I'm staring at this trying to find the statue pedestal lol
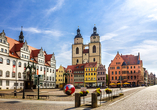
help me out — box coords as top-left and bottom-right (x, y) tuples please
(24, 81), (34, 92)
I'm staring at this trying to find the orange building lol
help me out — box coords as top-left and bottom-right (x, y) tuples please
(108, 52), (144, 87)
(66, 65), (75, 84)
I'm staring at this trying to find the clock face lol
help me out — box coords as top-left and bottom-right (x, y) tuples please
(93, 36), (96, 39)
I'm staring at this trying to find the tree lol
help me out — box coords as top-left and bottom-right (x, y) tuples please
(106, 74), (108, 86)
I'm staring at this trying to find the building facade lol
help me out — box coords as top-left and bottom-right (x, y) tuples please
(108, 52), (144, 87)
(66, 65), (75, 85)
(97, 64), (106, 87)
(0, 30), (56, 90)
(84, 62), (97, 87)
(72, 26), (101, 67)
(148, 72), (155, 85)
(55, 65), (66, 87)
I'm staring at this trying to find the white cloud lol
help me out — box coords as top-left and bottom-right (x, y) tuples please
(148, 14), (157, 20)
(45, 0), (64, 16)
(101, 33), (118, 42)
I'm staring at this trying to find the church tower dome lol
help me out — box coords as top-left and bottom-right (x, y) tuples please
(74, 27), (83, 44)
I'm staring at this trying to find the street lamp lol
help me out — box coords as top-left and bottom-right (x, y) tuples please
(22, 72), (26, 99)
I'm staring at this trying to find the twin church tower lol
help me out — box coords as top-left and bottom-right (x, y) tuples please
(72, 26), (101, 67)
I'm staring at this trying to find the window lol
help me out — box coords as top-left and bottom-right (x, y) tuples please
(88, 73), (90, 75)
(93, 45), (96, 53)
(0, 70), (2, 76)
(3, 40), (6, 44)
(94, 77), (95, 80)
(86, 73), (87, 76)
(134, 76), (136, 79)
(88, 78), (90, 80)
(86, 69), (87, 71)
(91, 73), (93, 75)
(134, 71), (135, 73)
(53, 69), (54, 73)
(103, 72), (105, 74)
(76, 47), (79, 54)
(91, 78), (93, 80)
(112, 71), (114, 75)
(12, 72), (15, 78)
(6, 80), (9, 86)
(131, 71), (132, 73)
(131, 76), (133, 79)
(1, 48), (3, 52)
(5, 49), (7, 53)
(115, 76), (117, 80)
(131, 66), (132, 69)
(18, 62), (21, 67)
(115, 71), (117, 74)
(0, 39), (2, 43)
(6, 71), (10, 77)
(24, 63), (26, 68)
(50, 69), (51, 73)
(112, 77), (113, 80)
(18, 72), (21, 78)
(7, 59), (10, 65)
(77, 59), (79, 63)
(50, 77), (51, 81)
(22, 54), (23, 58)
(13, 60), (16, 66)
(119, 71), (120, 74)
(0, 80), (2, 86)
(117, 66), (120, 69)
(0, 58), (3, 64)
(47, 68), (49, 72)
(94, 73), (96, 75)
(134, 66), (135, 68)
(52, 77), (54, 81)
(128, 76), (129, 79)
(93, 58), (95, 62)
(40, 67), (42, 71)
(47, 76), (48, 80)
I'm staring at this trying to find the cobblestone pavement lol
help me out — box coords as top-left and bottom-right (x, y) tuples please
(0, 87), (147, 110)
(96, 85), (157, 110)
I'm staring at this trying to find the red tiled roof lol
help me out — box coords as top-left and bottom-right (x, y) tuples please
(66, 65), (75, 73)
(45, 54), (53, 62)
(5, 35), (53, 66)
(121, 55), (138, 65)
(83, 49), (89, 53)
(85, 62), (97, 68)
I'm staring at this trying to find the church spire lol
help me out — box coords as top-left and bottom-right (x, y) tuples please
(75, 26), (82, 38)
(91, 24), (99, 36)
(19, 26), (24, 43)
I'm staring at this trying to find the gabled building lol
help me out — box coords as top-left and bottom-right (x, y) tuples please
(148, 72), (155, 85)
(0, 30), (56, 90)
(108, 52), (144, 87)
(66, 65), (75, 85)
(55, 65), (66, 87)
(97, 64), (106, 87)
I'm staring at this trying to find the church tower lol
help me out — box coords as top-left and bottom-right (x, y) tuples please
(89, 25), (101, 67)
(72, 25), (101, 67)
(72, 27), (83, 65)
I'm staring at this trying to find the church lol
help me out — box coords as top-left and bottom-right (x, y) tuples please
(72, 26), (101, 67)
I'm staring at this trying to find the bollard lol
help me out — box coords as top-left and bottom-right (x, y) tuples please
(14, 90), (16, 96)
(75, 93), (80, 107)
(91, 93), (97, 108)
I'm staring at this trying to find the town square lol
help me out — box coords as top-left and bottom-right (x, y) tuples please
(0, 0), (157, 110)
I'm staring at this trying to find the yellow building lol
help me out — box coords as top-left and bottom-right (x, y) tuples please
(72, 26), (101, 67)
(84, 62), (97, 87)
(55, 65), (66, 88)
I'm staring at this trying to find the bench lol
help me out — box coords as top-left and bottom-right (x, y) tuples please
(26, 95), (36, 98)
(39, 95), (49, 99)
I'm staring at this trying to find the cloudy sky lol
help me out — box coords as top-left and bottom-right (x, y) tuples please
(0, 0), (157, 75)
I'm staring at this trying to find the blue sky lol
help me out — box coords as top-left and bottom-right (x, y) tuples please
(0, 0), (157, 75)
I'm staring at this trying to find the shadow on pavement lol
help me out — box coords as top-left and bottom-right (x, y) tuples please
(4, 101), (21, 104)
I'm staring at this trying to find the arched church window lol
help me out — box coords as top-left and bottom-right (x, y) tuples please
(93, 58), (95, 62)
(93, 45), (96, 53)
(76, 47), (79, 54)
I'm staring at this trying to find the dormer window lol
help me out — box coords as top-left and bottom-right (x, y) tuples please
(5, 49), (7, 53)
(0, 39), (2, 43)
(12, 52), (14, 55)
(3, 40), (6, 44)
(31, 58), (34, 61)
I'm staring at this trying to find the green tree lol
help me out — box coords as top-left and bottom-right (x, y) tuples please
(106, 74), (108, 86)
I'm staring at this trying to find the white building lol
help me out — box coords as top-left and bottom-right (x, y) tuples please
(0, 30), (56, 90)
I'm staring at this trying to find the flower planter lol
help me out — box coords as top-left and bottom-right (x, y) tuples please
(80, 93), (87, 96)
(106, 91), (112, 94)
